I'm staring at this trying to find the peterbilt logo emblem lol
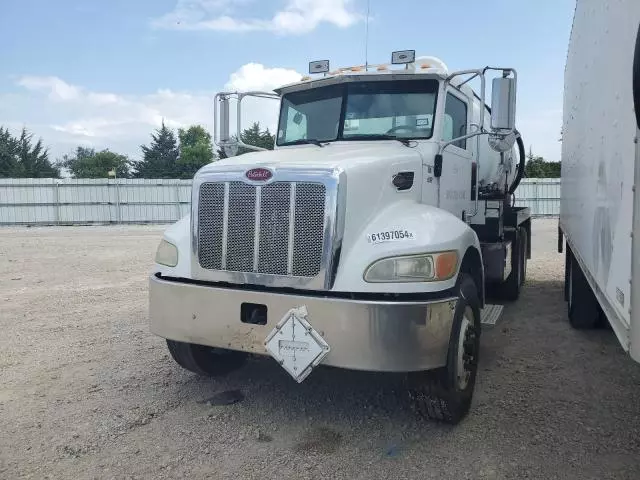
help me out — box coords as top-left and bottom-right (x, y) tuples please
(245, 168), (272, 182)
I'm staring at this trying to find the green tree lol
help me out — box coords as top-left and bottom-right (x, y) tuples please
(61, 147), (131, 178)
(135, 121), (179, 178)
(16, 129), (59, 177)
(0, 127), (59, 178)
(0, 127), (19, 177)
(177, 125), (214, 178)
(524, 147), (561, 178)
(216, 122), (275, 159)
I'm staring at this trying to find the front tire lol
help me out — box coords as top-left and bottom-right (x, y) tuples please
(166, 340), (248, 376)
(407, 273), (481, 424)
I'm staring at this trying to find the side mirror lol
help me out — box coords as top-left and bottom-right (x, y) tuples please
(489, 76), (517, 152)
(214, 93), (239, 156)
(490, 77), (516, 131)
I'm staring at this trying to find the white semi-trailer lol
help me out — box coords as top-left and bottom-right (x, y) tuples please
(560, 0), (640, 364)
(149, 53), (531, 424)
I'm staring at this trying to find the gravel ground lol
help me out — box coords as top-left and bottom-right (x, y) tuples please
(1, 219), (640, 480)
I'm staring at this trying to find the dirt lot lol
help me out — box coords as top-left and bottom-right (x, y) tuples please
(1, 219), (640, 480)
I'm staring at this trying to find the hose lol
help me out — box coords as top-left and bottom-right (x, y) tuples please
(508, 131), (526, 195)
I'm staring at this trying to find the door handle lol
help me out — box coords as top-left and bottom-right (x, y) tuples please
(434, 154), (443, 178)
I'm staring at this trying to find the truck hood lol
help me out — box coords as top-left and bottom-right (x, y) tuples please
(196, 141), (422, 174)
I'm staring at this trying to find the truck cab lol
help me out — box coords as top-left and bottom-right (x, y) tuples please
(150, 52), (530, 424)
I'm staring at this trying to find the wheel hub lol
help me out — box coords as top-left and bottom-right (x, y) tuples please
(456, 307), (477, 390)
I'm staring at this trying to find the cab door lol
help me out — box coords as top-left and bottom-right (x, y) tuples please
(438, 90), (472, 219)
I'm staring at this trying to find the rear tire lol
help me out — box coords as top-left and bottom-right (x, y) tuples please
(520, 229), (528, 287)
(567, 249), (599, 329)
(407, 273), (481, 424)
(502, 227), (525, 301)
(166, 340), (248, 376)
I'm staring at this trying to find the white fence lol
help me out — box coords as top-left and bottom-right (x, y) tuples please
(513, 178), (561, 217)
(0, 178), (561, 226)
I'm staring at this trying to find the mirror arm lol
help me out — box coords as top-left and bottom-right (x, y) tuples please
(235, 95), (267, 152)
(214, 91), (280, 156)
(445, 69), (485, 131)
(456, 72), (479, 89)
(235, 91), (281, 152)
(437, 128), (485, 156)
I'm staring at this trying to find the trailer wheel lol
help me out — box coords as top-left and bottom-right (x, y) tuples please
(567, 250), (599, 329)
(502, 228), (525, 301)
(166, 340), (247, 376)
(407, 273), (481, 424)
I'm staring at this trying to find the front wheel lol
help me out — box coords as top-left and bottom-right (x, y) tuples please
(407, 273), (481, 424)
(166, 340), (248, 377)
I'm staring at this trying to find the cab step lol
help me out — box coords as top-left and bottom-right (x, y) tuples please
(480, 304), (504, 325)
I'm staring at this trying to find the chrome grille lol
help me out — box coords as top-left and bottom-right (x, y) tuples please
(197, 183), (224, 269)
(226, 182), (256, 272)
(197, 181), (327, 278)
(258, 183), (291, 275)
(293, 183), (326, 277)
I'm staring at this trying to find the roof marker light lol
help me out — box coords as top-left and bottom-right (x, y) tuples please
(309, 60), (330, 74)
(391, 50), (416, 64)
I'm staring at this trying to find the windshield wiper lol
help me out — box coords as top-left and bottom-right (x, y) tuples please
(280, 138), (325, 147)
(343, 134), (412, 147)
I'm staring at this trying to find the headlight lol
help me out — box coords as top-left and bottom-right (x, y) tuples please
(364, 251), (458, 283)
(155, 240), (178, 267)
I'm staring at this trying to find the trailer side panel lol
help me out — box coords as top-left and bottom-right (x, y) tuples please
(561, 0), (640, 349)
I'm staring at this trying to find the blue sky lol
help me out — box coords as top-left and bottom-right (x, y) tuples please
(0, 0), (575, 162)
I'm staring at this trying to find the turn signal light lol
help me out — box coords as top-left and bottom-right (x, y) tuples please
(436, 251), (458, 280)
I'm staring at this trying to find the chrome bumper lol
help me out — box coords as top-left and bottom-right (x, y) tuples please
(149, 275), (457, 372)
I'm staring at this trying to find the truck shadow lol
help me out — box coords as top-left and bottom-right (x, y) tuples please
(192, 358), (452, 457)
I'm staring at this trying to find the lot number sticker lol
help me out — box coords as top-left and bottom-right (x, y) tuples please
(367, 229), (416, 244)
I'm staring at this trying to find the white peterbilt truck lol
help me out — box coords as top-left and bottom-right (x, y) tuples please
(559, 0), (640, 364)
(149, 52), (531, 424)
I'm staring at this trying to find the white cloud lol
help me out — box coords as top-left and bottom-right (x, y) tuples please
(86, 92), (124, 106)
(152, 0), (361, 35)
(0, 64), (301, 161)
(225, 62), (301, 91)
(17, 76), (82, 102)
(17, 76), (127, 106)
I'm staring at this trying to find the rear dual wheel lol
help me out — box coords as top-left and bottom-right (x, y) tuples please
(503, 227), (528, 301)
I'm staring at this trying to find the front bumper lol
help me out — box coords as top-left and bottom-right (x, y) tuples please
(149, 274), (457, 372)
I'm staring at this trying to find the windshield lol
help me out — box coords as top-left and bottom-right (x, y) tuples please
(276, 80), (439, 146)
